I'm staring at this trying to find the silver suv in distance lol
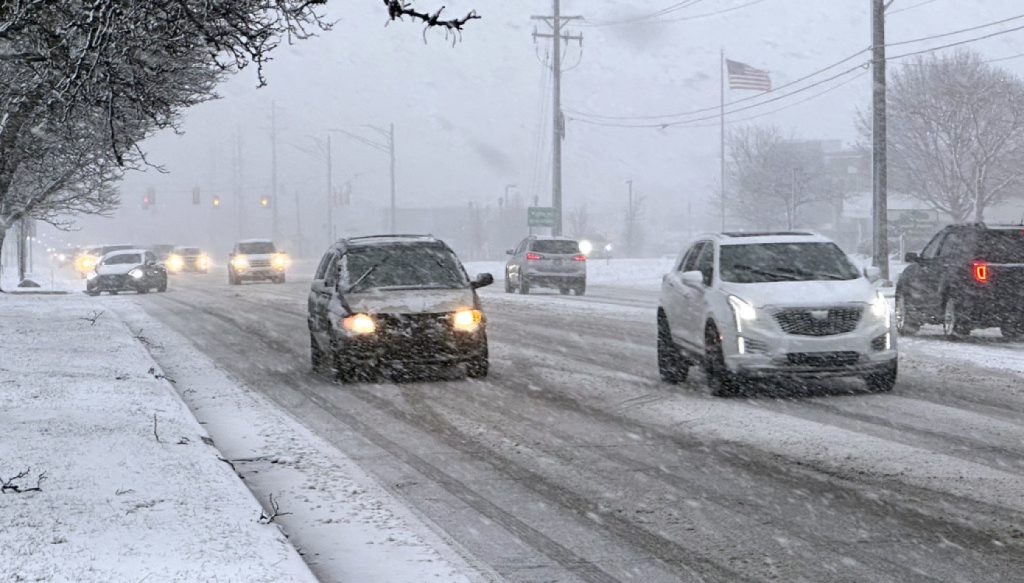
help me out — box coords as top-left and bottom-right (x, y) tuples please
(308, 235), (494, 382)
(505, 236), (587, 295)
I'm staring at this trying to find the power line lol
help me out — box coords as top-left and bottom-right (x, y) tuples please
(888, 0), (942, 16)
(580, 0), (705, 27)
(888, 22), (1024, 60)
(579, 0), (764, 27)
(887, 12), (1024, 47)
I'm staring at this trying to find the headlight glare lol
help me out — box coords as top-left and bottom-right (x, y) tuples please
(342, 313), (376, 335)
(166, 254), (184, 272)
(727, 295), (757, 333)
(579, 239), (593, 256)
(452, 308), (483, 332)
(231, 256), (249, 270)
(129, 268), (145, 279)
(271, 253), (289, 269)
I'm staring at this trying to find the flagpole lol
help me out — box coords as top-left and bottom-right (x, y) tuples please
(720, 47), (726, 232)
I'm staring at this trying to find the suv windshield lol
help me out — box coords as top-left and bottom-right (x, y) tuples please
(177, 247), (201, 255)
(103, 254), (142, 266)
(344, 245), (469, 291)
(532, 240), (580, 255)
(977, 230), (1024, 263)
(720, 242), (860, 283)
(239, 242), (276, 254)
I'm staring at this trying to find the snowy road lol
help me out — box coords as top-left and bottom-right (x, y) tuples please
(116, 272), (1024, 582)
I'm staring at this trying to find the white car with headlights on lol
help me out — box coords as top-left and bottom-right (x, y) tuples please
(86, 249), (168, 295)
(228, 239), (289, 284)
(308, 235), (494, 382)
(656, 232), (897, 396)
(166, 246), (211, 274)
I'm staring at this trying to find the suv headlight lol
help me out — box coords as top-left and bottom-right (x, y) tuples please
(452, 308), (483, 332)
(870, 291), (890, 326)
(271, 253), (289, 269)
(231, 256), (249, 270)
(727, 295), (757, 333)
(342, 313), (376, 335)
(129, 268), (145, 279)
(166, 254), (184, 272)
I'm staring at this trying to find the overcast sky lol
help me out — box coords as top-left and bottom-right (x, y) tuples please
(75, 0), (1024, 248)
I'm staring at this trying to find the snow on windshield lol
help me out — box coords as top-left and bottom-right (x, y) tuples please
(344, 245), (468, 291)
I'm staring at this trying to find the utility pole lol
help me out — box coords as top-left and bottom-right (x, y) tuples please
(326, 134), (333, 244)
(270, 101), (279, 242)
(389, 123), (396, 233)
(532, 0), (582, 237)
(871, 0), (890, 282)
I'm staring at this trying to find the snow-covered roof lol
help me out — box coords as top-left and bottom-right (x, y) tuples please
(531, 235), (578, 241)
(716, 232), (832, 246)
(103, 249), (149, 258)
(238, 238), (274, 244)
(346, 235), (439, 247)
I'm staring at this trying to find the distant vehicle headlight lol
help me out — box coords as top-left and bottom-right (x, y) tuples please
(271, 253), (289, 269)
(231, 256), (249, 270)
(129, 268), (145, 279)
(870, 291), (890, 326)
(77, 255), (97, 272)
(579, 239), (594, 256)
(604, 243), (613, 253)
(342, 313), (376, 335)
(57, 253), (67, 262)
(452, 308), (483, 332)
(197, 255), (210, 269)
(166, 254), (184, 272)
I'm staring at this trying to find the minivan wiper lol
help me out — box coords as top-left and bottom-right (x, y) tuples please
(346, 256), (391, 293)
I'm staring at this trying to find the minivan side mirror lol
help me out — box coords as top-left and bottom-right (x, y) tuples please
(863, 266), (881, 282)
(472, 273), (495, 289)
(904, 252), (920, 263)
(680, 270), (704, 287)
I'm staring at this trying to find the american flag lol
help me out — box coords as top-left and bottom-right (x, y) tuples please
(726, 59), (772, 92)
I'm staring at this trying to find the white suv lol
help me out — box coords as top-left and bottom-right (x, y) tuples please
(657, 232), (897, 396)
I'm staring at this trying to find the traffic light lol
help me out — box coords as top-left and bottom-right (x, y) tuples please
(142, 194), (152, 209)
(212, 195), (221, 208)
(259, 195), (271, 209)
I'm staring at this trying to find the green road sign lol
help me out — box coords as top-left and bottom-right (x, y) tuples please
(528, 206), (556, 228)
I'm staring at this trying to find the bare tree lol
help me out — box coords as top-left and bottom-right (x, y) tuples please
(885, 51), (1024, 222)
(727, 125), (840, 230)
(0, 1), (479, 289)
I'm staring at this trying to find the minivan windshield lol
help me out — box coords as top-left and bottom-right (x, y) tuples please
(720, 242), (860, 283)
(344, 245), (469, 291)
(102, 254), (142, 266)
(238, 241), (276, 254)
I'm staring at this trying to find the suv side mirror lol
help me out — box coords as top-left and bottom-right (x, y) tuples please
(904, 252), (920, 263)
(505, 249), (514, 255)
(681, 270), (704, 286)
(472, 273), (495, 289)
(863, 266), (881, 282)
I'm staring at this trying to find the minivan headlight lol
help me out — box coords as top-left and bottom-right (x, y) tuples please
(342, 313), (376, 335)
(871, 291), (890, 326)
(727, 295), (757, 333)
(452, 308), (483, 332)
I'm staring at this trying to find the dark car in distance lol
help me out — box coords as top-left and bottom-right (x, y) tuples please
(896, 223), (1024, 339)
(308, 235), (493, 382)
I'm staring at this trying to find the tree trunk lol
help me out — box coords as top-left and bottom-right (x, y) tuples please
(0, 225), (7, 292)
(18, 220), (26, 282)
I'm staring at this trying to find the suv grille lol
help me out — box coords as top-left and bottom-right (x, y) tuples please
(773, 307), (862, 336)
(786, 352), (860, 367)
(249, 259), (271, 268)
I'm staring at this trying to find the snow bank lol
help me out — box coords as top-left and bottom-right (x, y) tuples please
(0, 294), (315, 582)
(464, 257), (674, 290)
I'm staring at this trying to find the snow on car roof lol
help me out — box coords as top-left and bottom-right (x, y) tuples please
(345, 235), (440, 247)
(103, 248), (149, 257)
(715, 232), (832, 246)
(238, 238), (274, 244)
(530, 235), (578, 241)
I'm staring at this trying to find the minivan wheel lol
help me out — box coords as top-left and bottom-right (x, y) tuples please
(865, 360), (898, 392)
(310, 334), (325, 373)
(942, 297), (970, 338)
(657, 312), (689, 383)
(704, 324), (742, 397)
(895, 293), (919, 336)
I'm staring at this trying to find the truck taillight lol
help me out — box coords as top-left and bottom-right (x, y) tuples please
(972, 260), (989, 283)
(526, 252), (541, 261)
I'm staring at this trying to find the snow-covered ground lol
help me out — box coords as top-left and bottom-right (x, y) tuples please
(0, 293), (315, 582)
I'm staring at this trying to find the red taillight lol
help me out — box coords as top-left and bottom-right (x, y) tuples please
(574, 254), (587, 262)
(526, 252), (541, 261)
(972, 260), (989, 283)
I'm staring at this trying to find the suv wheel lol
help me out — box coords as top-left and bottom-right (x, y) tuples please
(519, 277), (531, 295)
(504, 272), (514, 294)
(157, 277), (167, 293)
(942, 297), (970, 338)
(228, 270), (239, 285)
(865, 360), (898, 392)
(574, 283), (586, 296)
(895, 293), (919, 336)
(704, 323), (743, 397)
(657, 311), (689, 383)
